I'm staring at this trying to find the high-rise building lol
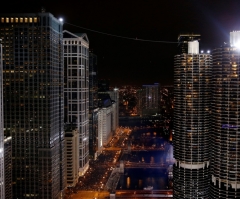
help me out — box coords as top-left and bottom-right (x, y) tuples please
(98, 106), (113, 146)
(89, 51), (98, 158)
(136, 88), (143, 116)
(0, 12), (65, 198)
(4, 136), (11, 199)
(173, 41), (211, 198)
(89, 51), (98, 110)
(141, 83), (160, 116)
(89, 108), (99, 159)
(99, 89), (119, 130)
(210, 31), (240, 198)
(64, 127), (79, 187)
(177, 33), (201, 54)
(109, 88), (119, 129)
(63, 30), (89, 176)
(0, 39), (4, 199)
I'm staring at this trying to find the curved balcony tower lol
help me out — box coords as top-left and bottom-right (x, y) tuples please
(173, 41), (211, 198)
(210, 31), (240, 198)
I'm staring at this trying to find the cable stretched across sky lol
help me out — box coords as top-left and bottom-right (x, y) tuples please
(65, 22), (179, 44)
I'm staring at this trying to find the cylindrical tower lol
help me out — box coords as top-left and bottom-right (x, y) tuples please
(210, 43), (240, 198)
(173, 42), (211, 198)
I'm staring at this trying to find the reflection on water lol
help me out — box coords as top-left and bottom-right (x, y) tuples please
(150, 156), (154, 163)
(127, 177), (130, 189)
(138, 179), (143, 188)
(117, 127), (173, 191)
(117, 168), (169, 190)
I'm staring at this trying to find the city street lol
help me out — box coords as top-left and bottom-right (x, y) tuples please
(65, 127), (131, 199)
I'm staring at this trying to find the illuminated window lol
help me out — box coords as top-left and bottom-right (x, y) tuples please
(1, 18), (4, 23)
(34, 17), (37, 23)
(6, 18), (9, 23)
(11, 18), (14, 23)
(29, 18), (33, 23)
(20, 18), (23, 23)
(24, 18), (28, 23)
(15, 18), (19, 23)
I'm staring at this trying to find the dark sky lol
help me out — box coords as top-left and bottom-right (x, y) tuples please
(1, 0), (240, 86)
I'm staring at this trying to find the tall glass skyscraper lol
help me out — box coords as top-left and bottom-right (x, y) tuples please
(0, 12), (65, 198)
(210, 31), (240, 198)
(63, 30), (89, 176)
(0, 39), (5, 199)
(173, 41), (211, 198)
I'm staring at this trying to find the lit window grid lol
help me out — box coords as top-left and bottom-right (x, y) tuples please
(210, 47), (240, 198)
(173, 54), (212, 199)
(0, 13), (65, 198)
(63, 35), (89, 176)
(0, 43), (5, 199)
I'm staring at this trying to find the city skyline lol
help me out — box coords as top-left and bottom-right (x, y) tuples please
(1, 0), (240, 86)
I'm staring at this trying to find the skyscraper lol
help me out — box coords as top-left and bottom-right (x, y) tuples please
(0, 12), (65, 198)
(0, 39), (5, 199)
(4, 136), (11, 199)
(210, 31), (240, 198)
(63, 30), (89, 176)
(89, 51), (98, 110)
(141, 83), (160, 116)
(89, 51), (98, 158)
(173, 41), (211, 198)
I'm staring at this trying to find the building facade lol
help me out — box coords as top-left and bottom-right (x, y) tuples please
(89, 51), (98, 111)
(173, 41), (211, 198)
(0, 13), (65, 198)
(63, 30), (89, 176)
(89, 108), (99, 159)
(0, 39), (4, 199)
(4, 136), (11, 199)
(210, 31), (240, 198)
(141, 83), (160, 116)
(0, 12), (66, 199)
(64, 127), (79, 187)
(89, 51), (98, 158)
(98, 106), (113, 146)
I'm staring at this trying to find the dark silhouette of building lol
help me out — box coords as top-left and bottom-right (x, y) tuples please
(89, 51), (98, 110)
(89, 51), (98, 158)
(98, 79), (110, 92)
(141, 83), (160, 116)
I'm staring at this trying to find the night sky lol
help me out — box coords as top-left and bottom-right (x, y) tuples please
(1, 0), (240, 86)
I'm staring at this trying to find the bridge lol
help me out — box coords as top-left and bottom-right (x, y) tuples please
(124, 162), (169, 169)
(131, 148), (165, 151)
(115, 190), (173, 198)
